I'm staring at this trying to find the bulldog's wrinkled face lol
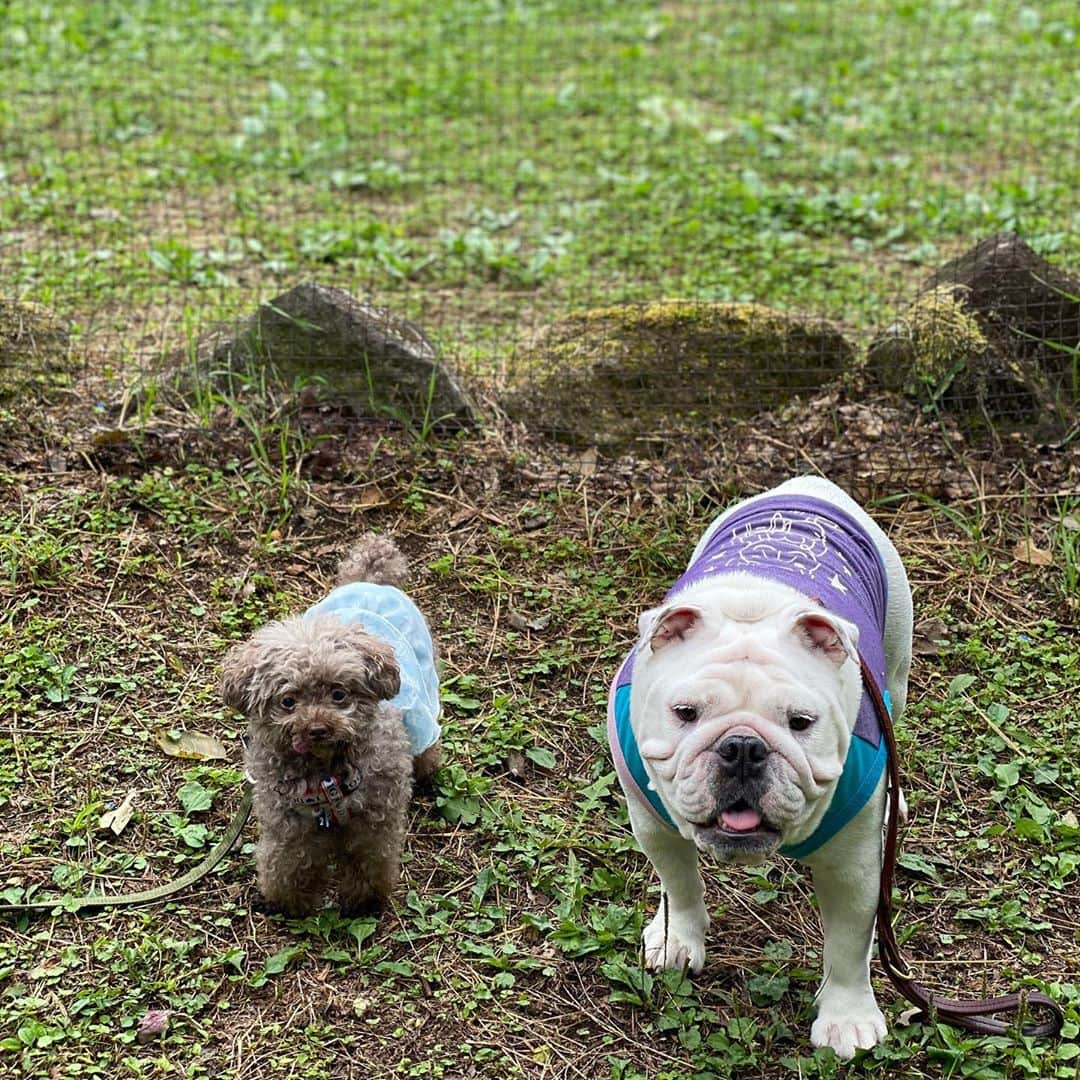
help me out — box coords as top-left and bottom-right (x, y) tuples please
(630, 582), (863, 864)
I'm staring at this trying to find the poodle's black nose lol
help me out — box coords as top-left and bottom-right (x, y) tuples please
(307, 723), (330, 739)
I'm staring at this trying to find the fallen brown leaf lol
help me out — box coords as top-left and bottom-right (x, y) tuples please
(506, 610), (553, 632)
(569, 447), (597, 477)
(447, 506), (477, 529)
(912, 616), (948, 657)
(156, 730), (229, 761)
(1012, 539), (1053, 567)
(136, 1009), (171, 1044)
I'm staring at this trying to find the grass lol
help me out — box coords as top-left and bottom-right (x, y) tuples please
(1, 0), (1078, 378)
(1, 1), (1079, 1076)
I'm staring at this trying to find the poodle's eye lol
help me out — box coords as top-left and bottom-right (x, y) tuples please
(672, 704), (698, 725)
(330, 688), (348, 705)
(788, 711), (816, 733)
(280, 694), (297, 712)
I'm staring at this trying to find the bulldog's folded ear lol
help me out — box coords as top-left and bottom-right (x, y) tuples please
(791, 610), (859, 666)
(640, 603), (704, 652)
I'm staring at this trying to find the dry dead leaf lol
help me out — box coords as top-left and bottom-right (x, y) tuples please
(136, 1009), (171, 1044)
(569, 447), (597, 477)
(338, 485), (385, 512)
(98, 788), (138, 835)
(156, 729), (228, 761)
(912, 616), (948, 657)
(1012, 539), (1053, 566)
(447, 506), (477, 529)
(506, 611), (553, 632)
(506, 751), (527, 778)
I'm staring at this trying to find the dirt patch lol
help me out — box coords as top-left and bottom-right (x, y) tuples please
(1, 366), (1077, 1078)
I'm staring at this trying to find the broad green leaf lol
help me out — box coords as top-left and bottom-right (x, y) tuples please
(177, 823), (208, 848)
(178, 781), (213, 814)
(947, 674), (976, 698)
(348, 918), (378, 952)
(264, 945), (304, 975)
(525, 747), (557, 770)
(994, 762), (1021, 788)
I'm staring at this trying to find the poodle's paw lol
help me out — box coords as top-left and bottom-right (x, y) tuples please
(253, 893), (321, 918)
(338, 893), (386, 919)
(337, 866), (397, 917)
(811, 992), (887, 1059)
(642, 903), (707, 973)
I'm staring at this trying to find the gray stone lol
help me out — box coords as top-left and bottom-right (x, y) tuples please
(211, 283), (475, 429)
(926, 232), (1080, 351)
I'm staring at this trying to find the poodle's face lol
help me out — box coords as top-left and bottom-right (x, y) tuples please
(221, 615), (400, 758)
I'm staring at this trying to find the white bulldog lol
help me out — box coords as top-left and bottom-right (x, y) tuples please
(608, 476), (912, 1059)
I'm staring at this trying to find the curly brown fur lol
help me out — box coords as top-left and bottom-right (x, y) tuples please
(336, 533), (409, 589)
(412, 742), (442, 786)
(221, 534), (437, 916)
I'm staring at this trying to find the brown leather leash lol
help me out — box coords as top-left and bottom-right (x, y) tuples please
(861, 656), (1063, 1038)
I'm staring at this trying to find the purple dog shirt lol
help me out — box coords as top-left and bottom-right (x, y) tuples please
(608, 494), (891, 859)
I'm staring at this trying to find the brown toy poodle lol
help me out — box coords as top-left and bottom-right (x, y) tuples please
(221, 534), (441, 915)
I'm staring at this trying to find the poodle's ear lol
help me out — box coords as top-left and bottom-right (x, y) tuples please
(336, 623), (400, 702)
(361, 636), (401, 702)
(220, 638), (261, 714)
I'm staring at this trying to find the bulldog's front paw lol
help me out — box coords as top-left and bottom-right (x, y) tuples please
(642, 904), (707, 973)
(811, 992), (887, 1059)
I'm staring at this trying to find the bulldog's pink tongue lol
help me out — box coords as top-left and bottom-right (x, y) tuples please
(721, 807), (763, 832)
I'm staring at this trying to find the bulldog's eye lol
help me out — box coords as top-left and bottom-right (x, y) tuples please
(280, 694), (297, 712)
(788, 711), (816, 732)
(330, 688), (348, 705)
(672, 704), (699, 725)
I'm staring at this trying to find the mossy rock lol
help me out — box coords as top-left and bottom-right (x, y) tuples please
(202, 283), (476, 430)
(866, 286), (988, 392)
(505, 301), (856, 445)
(0, 299), (72, 401)
(867, 234), (1080, 428)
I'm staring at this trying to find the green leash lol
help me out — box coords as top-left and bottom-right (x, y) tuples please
(0, 784), (253, 916)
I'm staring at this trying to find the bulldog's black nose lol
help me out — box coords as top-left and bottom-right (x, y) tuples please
(717, 735), (768, 779)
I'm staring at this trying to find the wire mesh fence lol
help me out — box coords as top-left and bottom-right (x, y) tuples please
(1, 0), (1077, 478)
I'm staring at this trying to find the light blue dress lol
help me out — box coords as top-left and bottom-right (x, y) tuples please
(304, 582), (441, 755)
